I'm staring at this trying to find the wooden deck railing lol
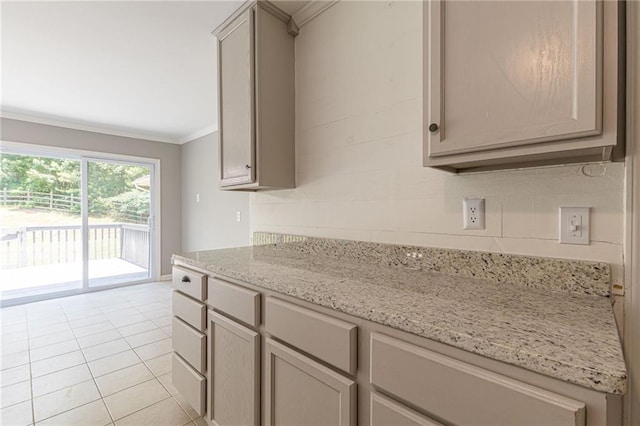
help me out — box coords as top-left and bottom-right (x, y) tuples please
(0, 224), (149, 269)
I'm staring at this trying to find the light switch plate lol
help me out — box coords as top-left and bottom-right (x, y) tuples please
(559, 207), (590, 245)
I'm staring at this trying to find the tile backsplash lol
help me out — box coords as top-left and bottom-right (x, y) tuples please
(250, 1), (625, 293)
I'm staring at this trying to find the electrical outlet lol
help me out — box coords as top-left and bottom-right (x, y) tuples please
(196, 193), (200, 203)
(463, 198), (485, 230)
(236, 211), (242, 222)
(559, 207), (590, 245)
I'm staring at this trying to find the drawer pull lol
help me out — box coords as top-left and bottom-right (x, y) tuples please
(181, 276), (191, 283)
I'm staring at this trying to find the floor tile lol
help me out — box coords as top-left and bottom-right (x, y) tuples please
(1, 338), (29, 356)
(68, 314), (109, 329)
(88, 351), (141, 378)
(103, 379), (169, 420)
(33, 380), (101, 422)
(0, 399), (33, 426)
(151, 316), (172, 327)
(77, 329), (123, 349)
(95, 363), (154, 397)
(124, 329), (167, 348)
(30, 339), (79, 362)
(143, 308), (172, 320)
(0, 351), (30, 371)
(65, 308), (100, 321)
(82, 339), (130, 362)
(144, 353), (172, 377)
(2, 330), (31, 345)
(115, 397), (190, 426)
(28, 322), (71, 338)
(0, 363), (30, 387)
(136, 302), (167, 313)
(133, 338), (172, 361)
(161, 326), (172, 336)
(37, 399), (112, 426)
(29, 330), (76, 349)
(73, 321), (115, 338)
(0, 380), (31, 409)
(173, 394), (198, 420)
(157, 373), (178, 396)
(109, 313), (147, 328)
(27, 316), (68, 329)
(116, 321), (157, 338)
(1, 322), (28, 335)
(191, 417), (207, 426)
(100, 302), (135, 314)
(31, 350), (85, 378)
(32, 364), (92, 397)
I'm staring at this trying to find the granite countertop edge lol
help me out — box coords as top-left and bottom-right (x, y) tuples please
(172, 250), (627, 395)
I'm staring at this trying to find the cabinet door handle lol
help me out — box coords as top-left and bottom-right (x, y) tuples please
(245, 164), (251, 169)
(428, 123), (439, 133)
(181, 276), (191, 283)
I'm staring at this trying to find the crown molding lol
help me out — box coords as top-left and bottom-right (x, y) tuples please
(292, 0), (338, 28)
(179, 125), (218, 144)
(0, 111), (186, 144)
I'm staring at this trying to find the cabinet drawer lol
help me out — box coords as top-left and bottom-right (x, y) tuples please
(370, 333), (586, 426)
(172, 266), (206, 301)
(172, 353), (206, 417)
(265, 297), (357, 375)
(172, 291), (206, 332)
(371, 392), (443, 426)
(208, 277), (260, 328)
(172, 317), (206, 373)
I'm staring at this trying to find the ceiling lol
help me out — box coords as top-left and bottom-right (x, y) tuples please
(1, 1), (258, 144)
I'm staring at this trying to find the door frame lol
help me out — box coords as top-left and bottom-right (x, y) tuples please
(0, 141), (161, 307)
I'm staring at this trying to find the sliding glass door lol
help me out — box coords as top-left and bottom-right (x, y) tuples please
(87, 159), (152, 287)
(0, 152), (83, 300)
(0, 148), (156, 305)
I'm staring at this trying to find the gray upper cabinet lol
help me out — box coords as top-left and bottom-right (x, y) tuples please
(424, 0), (622, 172)
(215, 1), (296, 190)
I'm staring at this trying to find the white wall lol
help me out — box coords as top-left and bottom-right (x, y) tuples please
(251, 1), (626, 288)
(181, 131), (251, 252)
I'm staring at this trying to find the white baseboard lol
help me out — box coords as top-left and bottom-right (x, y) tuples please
(160, 274), (171, 282)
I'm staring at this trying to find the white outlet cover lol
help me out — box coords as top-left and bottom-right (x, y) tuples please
(559, 207), (590, 245)
(463, 198), (485, 230)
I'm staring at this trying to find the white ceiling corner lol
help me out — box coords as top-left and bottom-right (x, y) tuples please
(1, 0), (244, 144)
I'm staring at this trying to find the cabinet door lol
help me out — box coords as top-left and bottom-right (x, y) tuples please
(265, 338), (356, 426)
(426, 0), (602, 157)
(207, 310), (260, 426)
(217, 7), (255, 186)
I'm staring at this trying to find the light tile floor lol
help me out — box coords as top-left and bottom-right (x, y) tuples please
(0, 282), (206, 426)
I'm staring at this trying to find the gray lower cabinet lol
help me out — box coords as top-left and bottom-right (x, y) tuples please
(207, 310), (260, 426)
(370, 393), (443, 426)
(170, 263), (619, 426)
(171, 266), (208, 418)
(370, 332), (586, 426)
(265, 338), (357, 426)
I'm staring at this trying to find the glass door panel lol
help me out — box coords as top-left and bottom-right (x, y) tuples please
(0, 153), (82, 302)
(87, 160), (152, 287)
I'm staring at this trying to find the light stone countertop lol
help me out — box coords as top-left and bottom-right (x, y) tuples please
(173, 244), (626, 395)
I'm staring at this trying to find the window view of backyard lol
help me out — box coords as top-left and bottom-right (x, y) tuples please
(0, 153), (152, 302)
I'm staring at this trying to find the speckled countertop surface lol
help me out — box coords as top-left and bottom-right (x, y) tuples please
(173, 244), (626, 395)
